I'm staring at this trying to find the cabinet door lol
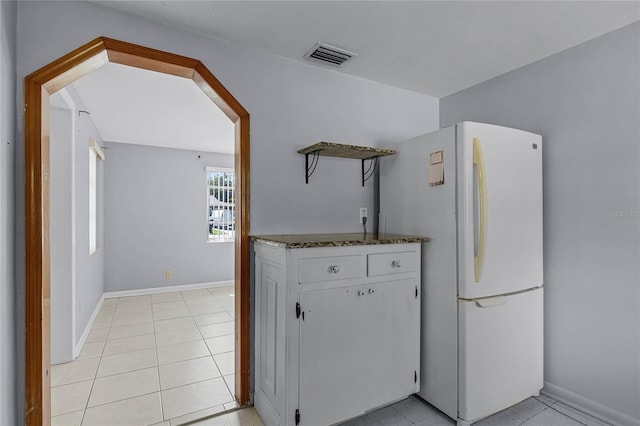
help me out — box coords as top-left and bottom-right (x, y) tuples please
(364, 279), (420, 409)
(256, 261), (286, 417)
(298, 286), (367, 426)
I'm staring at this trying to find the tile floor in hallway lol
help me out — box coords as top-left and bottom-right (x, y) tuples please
(50, 285), (246, 426)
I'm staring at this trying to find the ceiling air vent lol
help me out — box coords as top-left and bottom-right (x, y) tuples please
(304, 42), (358, 68)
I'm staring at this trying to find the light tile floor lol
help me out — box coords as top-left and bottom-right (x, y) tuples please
(337, 394), (611, 426)
(186, 393), (608, 426)
(52, 284), (609, 426)
(166, 407), (264, 426)
(51, 285), (238, 426)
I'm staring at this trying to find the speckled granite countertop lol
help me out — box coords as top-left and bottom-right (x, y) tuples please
(251, 233), (430, 249)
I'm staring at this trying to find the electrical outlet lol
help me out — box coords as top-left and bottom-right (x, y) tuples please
(359, 207), (368, 224)
(166, 271), (173, 279)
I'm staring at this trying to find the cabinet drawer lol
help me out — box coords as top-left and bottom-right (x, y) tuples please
(299, 255), (362, 284)
(367, 251), (418, 277)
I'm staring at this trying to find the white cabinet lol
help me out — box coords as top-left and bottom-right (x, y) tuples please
(254, 240), (421, 426)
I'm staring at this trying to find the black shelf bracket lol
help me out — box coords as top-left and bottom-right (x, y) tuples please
(305, 151), (320, 184)
(298, 142), (396, 186)
(361, 157), (378, 187)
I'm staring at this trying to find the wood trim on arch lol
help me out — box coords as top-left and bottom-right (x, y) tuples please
(24, 37), (251, 425)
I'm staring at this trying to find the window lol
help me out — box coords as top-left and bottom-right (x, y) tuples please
(89, 139), (105, 254)
(207, 167), (235, 242)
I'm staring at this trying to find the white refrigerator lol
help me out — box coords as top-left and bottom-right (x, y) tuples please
(379, 122), (543, 425)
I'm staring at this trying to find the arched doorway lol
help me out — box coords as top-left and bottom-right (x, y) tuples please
(24, 37), (250, 425)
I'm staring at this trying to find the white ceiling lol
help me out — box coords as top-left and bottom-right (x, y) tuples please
(93, 1), (639, 97)
(71, 63), (235, 154)
(73, 1), (639, 153)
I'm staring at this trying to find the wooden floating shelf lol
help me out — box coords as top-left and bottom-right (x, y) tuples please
(298, 142), (396, 186)
(298, 142), (396, 160)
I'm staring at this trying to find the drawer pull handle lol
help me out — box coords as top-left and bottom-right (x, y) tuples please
(328, 265), (340, 273)
(392, 260), (402, 268)
(368, 288), (375, 294)
(357, 290), (366, 296)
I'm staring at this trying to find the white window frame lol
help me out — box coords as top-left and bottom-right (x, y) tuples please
(207, 166), (235, 243)
(89, 139), (105, 254)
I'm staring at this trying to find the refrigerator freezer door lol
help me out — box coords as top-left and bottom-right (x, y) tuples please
(458, 287), (544, 422)
(457, 122), (543, 299)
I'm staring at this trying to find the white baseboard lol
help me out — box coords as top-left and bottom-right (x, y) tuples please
(542, 381), (639, 426)
(103, 280), (235, 299)
(73, 294), (105, 359)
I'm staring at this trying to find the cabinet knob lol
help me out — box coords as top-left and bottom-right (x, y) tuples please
(368, 288), (375, 294)
(328, 265), (340, 273)
(357, 290), (366, 296)
(392, 260), (402, 268)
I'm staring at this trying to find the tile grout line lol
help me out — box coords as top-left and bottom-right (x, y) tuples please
(163, 288), (232, 422)
(188, 290), (228, 383)
(78, 296), (118, 425)
(545, 404), (592, 426)
(151, 293), (165, 423)
(89, 297), (157, 422)
(208, 287), (237, 401)
(529, 395), (601, 426)
(188, 289), (230, 396)
(161, 373), (229, 393)
(165, 289), (204, 422)
(555, 402), (611, 426)
(87, 296), (161, 423)
(84, 389), (161, 411)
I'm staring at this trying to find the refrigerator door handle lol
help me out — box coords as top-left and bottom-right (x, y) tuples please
(474, 296), (506, 308)
(473, 137), (488, 283)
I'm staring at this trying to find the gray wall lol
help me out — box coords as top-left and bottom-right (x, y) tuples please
(103, 142), (234, 291)
(0, 1), (16, 424)
(13, 3), (439, 421)
(441, 22), (639, 426)
(50, 102), (75, 364)
(49, 86), (106, 364)
(14, 1), (439, 238)
(68, 86), (105, 344)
